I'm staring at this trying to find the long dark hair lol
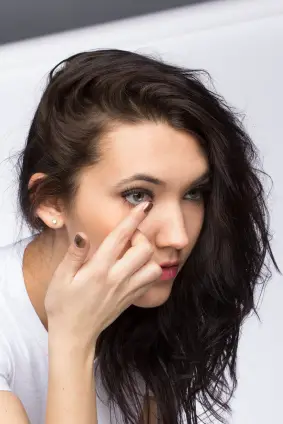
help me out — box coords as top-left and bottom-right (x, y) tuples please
(14, 49), (280, 423)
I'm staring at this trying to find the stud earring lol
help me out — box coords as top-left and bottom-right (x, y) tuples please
(52, 218), (57, 225)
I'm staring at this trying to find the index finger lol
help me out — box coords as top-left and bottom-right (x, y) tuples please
(94, 201), (153, 266)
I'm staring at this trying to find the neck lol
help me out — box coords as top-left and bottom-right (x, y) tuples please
(22, 228), (69, 330)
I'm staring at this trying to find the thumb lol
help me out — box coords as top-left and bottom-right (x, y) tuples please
(60, 233), (90, 279)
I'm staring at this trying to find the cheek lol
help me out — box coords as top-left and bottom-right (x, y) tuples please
(73, 197), (132, 259)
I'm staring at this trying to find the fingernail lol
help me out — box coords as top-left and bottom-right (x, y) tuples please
(74, 234), (86, 248)
(143, 202), (153, 214)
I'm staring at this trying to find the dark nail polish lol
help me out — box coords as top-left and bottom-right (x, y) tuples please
(74, 234), (85, 248)
(143, 202), (153, 214)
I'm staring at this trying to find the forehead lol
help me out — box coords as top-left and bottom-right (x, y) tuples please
(98, 121), (208, 181)
(103, 122), (206, 165)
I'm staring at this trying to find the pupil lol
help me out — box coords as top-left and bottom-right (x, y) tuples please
(134, 193), (143, 202)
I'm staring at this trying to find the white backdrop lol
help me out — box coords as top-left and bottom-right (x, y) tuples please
(0, 0), (283, 422)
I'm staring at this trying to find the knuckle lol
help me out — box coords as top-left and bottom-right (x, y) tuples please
(142, 242), (154, 257)
(118, 229), (131, 246)
(69, 247), (84, 262)
(152, 263), (162, 275)
(93, 262), (107, 280)
(107, 269), (117, 286)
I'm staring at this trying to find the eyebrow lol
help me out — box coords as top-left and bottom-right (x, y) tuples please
(114, 170), (211, 190)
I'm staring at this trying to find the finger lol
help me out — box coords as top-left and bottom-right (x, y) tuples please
(93, 201), (153, 267)
(55, 233), (90, 280)
(127, 261), (162, 298)
(116, 227), (150, 261)
(109, 231), (153, 281)
(130, 227), (150, 247)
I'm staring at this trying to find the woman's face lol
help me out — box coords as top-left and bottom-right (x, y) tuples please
(66, 121), (209, 308)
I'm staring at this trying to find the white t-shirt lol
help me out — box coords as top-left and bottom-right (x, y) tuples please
(0, 236), (142, 423)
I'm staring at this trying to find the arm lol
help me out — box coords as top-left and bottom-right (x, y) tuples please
(0, 341), (97, 424)
(46, 339), (97, 424)
(0, 392), (30, 424)
(0, 331), (30, 423)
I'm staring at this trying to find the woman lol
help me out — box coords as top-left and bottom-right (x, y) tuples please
(0, 48), (279, 424)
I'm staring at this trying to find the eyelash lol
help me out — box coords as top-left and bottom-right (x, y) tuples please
(121, 185), (210, 206)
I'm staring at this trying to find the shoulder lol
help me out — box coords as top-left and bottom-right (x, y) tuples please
(0, 237), (32, 291)
(0, 237), (31, 351)
(0, 241), (18, 302)
(0, 237), (42, 393)
(0, 329), (14, 391)
(0, 239), (13, 267)
(0, 240), (19, 281)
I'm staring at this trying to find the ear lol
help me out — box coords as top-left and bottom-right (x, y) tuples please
(28, 173), (66, 229)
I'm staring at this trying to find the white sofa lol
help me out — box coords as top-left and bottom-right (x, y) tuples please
(0, 0), (282, 422)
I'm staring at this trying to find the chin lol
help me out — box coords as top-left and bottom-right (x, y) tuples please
(132, 280), (174, 308)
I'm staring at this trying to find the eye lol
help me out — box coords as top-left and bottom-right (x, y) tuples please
(121, 188), (153, 206)
(184, 188), (203, 201)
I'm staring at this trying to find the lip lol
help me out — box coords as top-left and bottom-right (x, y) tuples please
(160, 265), (179, 281)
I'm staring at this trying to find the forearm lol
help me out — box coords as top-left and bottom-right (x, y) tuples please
(46, 339), (97, 424)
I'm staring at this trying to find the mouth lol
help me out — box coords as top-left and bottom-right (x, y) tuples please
(160, 266), (179, 281)
(159, 261), (180, 281)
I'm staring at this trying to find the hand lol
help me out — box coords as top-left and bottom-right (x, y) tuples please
(44, 201), (162, 353)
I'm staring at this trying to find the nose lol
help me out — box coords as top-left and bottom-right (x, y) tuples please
(154, 207), (190, 251)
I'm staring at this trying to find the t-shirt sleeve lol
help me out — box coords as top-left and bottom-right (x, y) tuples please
(0, 332), (13, 391)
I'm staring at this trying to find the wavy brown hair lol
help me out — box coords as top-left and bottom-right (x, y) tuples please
(14, 49), (280, 423)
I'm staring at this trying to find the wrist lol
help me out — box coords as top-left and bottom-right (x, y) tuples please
(48, 333), (97, 365)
